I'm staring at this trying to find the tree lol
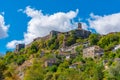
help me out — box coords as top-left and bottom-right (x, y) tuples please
(0, 60), (6, 79)
(30, 42), (38, 53)
(47, 65), (57, 72)
(107, 62), (120, 79)
(89, 34), (99, 45)
(98, 33), (120, 50)
(66, 36), (76, 46)
(75, 45), (83, 54)
(24, 60), (44, 80)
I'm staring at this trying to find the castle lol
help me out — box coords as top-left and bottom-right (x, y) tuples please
(33, 22), (91, 41)
(16, 23), (91, 52)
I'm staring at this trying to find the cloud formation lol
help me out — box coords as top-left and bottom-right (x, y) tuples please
(0, 14), (9, 39)
(88, 13), (120, 34)
(7, 6), (79, 49)
(24, 6), (79, 44)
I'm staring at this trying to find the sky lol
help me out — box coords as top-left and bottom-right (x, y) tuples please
(0, 0), (120, 54)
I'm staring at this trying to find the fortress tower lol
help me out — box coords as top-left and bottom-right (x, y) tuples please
(78, 23), (82, 30)
(15, 44), (25, 53)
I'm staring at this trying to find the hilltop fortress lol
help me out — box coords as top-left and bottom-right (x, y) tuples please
(15, 23), (91, 52)
(33, 23), (91, 41)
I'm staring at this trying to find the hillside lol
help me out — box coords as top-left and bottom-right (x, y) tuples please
(1, 25), (120, 80)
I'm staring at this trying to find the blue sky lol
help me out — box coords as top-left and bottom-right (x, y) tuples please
(0, 0), (120, 54)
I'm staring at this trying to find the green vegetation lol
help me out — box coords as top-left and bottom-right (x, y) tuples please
(1, 32), (120, 80)
(98, 33), (120, 51)
(89, 33), (100, 45)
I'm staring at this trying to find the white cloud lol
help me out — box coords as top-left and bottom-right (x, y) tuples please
(17, 9), (23, 12)
(7, 40), (23, 49)
(88, 13), (120, 34)
(0, 14), (9, 39)
(7, 6), (79, 49)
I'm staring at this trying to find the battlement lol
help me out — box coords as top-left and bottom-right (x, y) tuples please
(30, 22), (91, 49)
(50, 30), (60, 37)
(15, 44), (25, 53)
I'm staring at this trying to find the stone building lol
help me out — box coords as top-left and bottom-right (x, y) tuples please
(44, 58), (57, 67)
(65, 53), (77, 60)
(113, 44), (120, 51)
(60, 42), (81, 53)
(69, 63), (78, 69)
(15, 44), (25, 53)
(83, 45), (104, 58)
(69, 62), (80, 69)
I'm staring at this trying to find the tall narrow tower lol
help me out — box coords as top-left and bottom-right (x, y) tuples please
(78, 23), (82, 30)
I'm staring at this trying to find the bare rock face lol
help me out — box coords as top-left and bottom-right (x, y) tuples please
(16, 58), (33, 80)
